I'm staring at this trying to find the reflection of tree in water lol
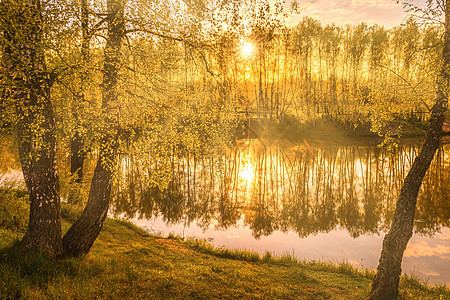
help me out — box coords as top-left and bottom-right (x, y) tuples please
(111, 142), (449, 239)
(216, 151), (244, 229)
(415, 147), (450, 235)
(245, 150), (279, 238)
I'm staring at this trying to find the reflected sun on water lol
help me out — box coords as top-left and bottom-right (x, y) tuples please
(239, 153), (256, 185)
(112, 140), (450, 286)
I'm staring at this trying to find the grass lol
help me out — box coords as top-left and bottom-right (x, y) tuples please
(0, 190), (449, 299)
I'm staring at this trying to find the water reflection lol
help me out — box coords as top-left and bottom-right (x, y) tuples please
(112, 141), (449, 239)
(111, 140), (450, 285)
(1, 133), (448, 284)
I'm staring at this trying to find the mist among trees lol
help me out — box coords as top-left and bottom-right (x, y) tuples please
(0, 0), (448, 299)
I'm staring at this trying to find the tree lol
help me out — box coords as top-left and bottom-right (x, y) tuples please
(368, 1), (449, 299)
(68, 0), (89, 204)
(0, 0), (62, 256)
(62, 0), (124, 256)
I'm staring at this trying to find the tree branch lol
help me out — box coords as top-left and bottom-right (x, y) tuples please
(375, 63), (432, 112)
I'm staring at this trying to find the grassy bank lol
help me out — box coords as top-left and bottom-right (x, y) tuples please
(0, 189), (449, 299)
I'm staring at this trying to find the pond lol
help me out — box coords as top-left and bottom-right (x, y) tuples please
(111, 138), (450, 286)
(1, 135), (448, 286)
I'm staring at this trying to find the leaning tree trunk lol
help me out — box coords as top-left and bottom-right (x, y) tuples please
(1, 0), (62, 256)
(62, 0), (124, 257)
(368, 3), (450, 299)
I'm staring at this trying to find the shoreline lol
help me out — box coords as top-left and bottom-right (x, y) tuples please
(0, 203), (448, 299)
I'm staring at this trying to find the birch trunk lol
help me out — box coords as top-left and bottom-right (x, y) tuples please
(368, 2), (449, 298)
(2, 0), (62, 256)
(62, 0), (124, 256)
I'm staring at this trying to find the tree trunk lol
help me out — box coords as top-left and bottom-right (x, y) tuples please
(18, 101), (63, 257)
(62, 0), (124, 257)
(68, 130), (86, 203)
(1, 0), (62, 256)
(68, 0), (89, 204)
(368, 3), (449, 299)
(62, 141), (116, 255)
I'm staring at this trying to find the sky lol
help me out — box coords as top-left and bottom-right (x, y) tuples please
(285, 0), (426, 28)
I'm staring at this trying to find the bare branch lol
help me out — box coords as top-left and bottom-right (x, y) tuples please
(375, 64), (431, 112)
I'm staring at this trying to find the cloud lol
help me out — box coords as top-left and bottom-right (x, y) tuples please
(352, 0), (397, 8)
(404, 240), (450, 259)
(286, 0), (409, 28)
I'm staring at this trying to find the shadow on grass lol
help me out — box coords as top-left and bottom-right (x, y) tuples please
(0, 242), (83, 298)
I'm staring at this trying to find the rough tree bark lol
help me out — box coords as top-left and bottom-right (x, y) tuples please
(62, 0), (124, 256)
(1, 0), (62, 256)
(368, 2), (449, 299)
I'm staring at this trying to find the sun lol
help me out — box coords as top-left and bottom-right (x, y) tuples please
(239, 164), (255, 184)
(241, 41), (254, 58)
(239, 153), (255, 185)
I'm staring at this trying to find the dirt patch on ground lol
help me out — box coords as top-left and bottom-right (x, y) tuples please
(154, 238), (192, 254)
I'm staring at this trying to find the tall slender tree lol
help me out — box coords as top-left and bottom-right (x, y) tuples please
(1, 0), (62, 256)
(62, 0), (124, 256)
(68, 0), (90, 204)
(368, 1), (449, 299)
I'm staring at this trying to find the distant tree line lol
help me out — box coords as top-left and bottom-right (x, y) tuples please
(1, 2), (448, 299)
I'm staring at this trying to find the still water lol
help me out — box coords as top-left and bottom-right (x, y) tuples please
(1, 135), (448, 286)
(112, 139), (450, 286)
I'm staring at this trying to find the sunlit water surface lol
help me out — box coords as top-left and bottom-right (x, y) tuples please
(1, 137), (448, 286)
(111, 139), (449, 286)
